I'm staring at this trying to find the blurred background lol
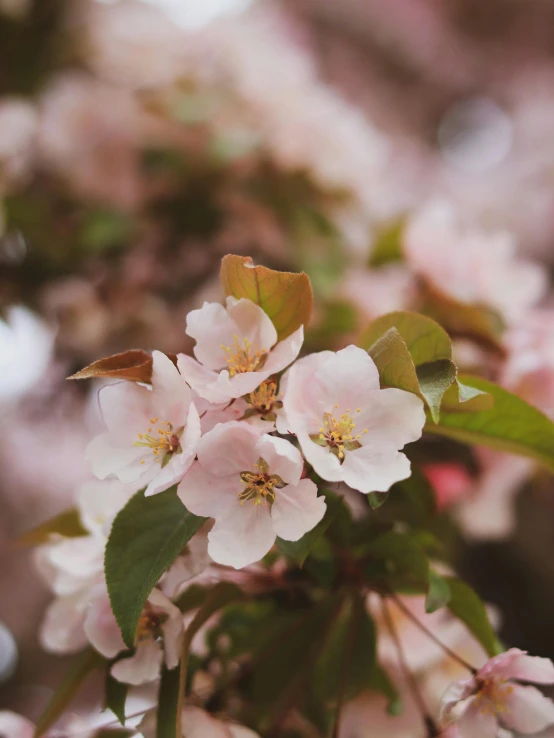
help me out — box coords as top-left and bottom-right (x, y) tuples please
(1, 0), (554, 723)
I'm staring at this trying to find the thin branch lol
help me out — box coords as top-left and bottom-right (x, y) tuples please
(380, 597), (439, 738)
(388, 591), (477, 674)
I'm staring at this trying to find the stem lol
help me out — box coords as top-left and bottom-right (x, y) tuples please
(332, 595), (360, 738)
(388, 591), (477, 674)
(380, 597), (439, 738)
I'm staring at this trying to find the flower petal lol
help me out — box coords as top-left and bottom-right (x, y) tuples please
(0, 711), (35, 738)
(178, 461), (238, 519)
(85, 432), (146, 482)
(186, 301), (239, 370)
(111, 638), (163, 685)
(151, 350), (191, 425)
(84, 589), (126, 659)
(504, 684), (554, 734)
(255, 434), (304, 486)
(226, 296), (277, 353)
(504, 653), (554, 684)
(271, 478), (326, 541)
(458, 700), (497, 738)
(297, 431), (343, 483)
(97, 381), (152, 438)
(208, 501), (275, 569)
(197, 422), (260, 477)
(40, 595), (88, 654)
(356, 388), (425, 451)
(342, 446), (412, 494)
(261, 325), (304, 375)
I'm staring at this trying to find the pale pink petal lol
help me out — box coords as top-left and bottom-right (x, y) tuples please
(440, 678), (477, 722)
(111, 638), (163, 685)
(0, 711), (35, 738)
(97, 381), (152, 438)
(208, 501), (275, 569)
(271, 479), (326, 541)
(504, 653), (554, 684)
(177, 354), (229, 403)
(196, 422), (259, 477)
(504, 684), (554, 734)
(312, 345), (381, 405)
(260, 325), (304, 375)
(298, 432), (343, 483)
(228, 724), (260, 738)
(226, 296), (277, 353)
(78, 479), (136, 536)
(181, 707), (232, 738)
(46, 537), (103, 589)
(255, 434), (304, 486)
(280, 352), (335, 434)
(458, 700), (497, 738)
(143, 415), (198, 497)
(342, 447), (412, 493)
(356, 388), (425, 451)
(40, 595), (88, 654)
(85, 432), (147, 481)
(178, 462), (238, 519)
(187, 301), (239, 370)
(151, 350), (192, 424)
(225, 371), (274, 399)
(161, 528), (210, 598)
(84, 590), (125, 659)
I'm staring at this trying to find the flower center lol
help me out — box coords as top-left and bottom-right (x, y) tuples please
(474, 678), (514, 716)
(221, 335), (267, 377)
(244, 380), (283, 420)
(135, 418), (182, 466)
(310, 406), (368, 460)
(238, 457), (284, 506)
(135, 606), (163, 642)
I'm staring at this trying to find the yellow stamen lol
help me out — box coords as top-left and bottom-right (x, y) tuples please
(134, 419), (181, 464)
(238, 457), (282, 507)
(221, 335), (267, 377)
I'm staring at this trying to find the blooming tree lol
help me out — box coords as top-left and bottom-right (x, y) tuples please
(14, 255), (554, 738)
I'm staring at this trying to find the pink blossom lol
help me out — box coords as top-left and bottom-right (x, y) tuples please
(422, 463), (473, 511)
(178, 422), (326, 568)
(87, 587), (184, 686)
(441, 649), (554, 737)
(502, 309), (554, 418)
(139, 705), (260, 738)
(0, 711), (34, 738)
(178, 297), (303, 403)
(86, 351), (200, 496)
(279, 346), (425, 494)
(404, 201), (547, 324)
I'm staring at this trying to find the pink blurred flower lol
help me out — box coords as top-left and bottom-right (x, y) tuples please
(441, 649), (554, 737)
(422, 463), (473, 511)
(404, 201), (547, 324)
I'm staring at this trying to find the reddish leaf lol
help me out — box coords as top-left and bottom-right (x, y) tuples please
(68, 350), (177, 384)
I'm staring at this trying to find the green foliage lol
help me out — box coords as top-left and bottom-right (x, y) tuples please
(79, 208), (133, 253)
(105, 670), (128, 726)
(361, 311), (492, 422)
(425, 570), (451, 613)
(369, 218), (405, 267)
(157, 665), (181, 738)
(425, 375), (554, 472)
(365, 531), (429, 590)
(369, 664), (403, 715)
(34, 650), (104, 737)
(18, 508), (87, 545)
(445, 577), (500, 657)
(104, 486), (206, 647)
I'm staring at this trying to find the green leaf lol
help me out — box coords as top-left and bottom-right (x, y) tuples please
(156, 665), (180, 738)
(105, 670), (128, 726)
(34, 650), (104, 737)
(276, 492), (343, 566)
(367, 491), (389, 510)
(425, 570), (451, 613)
(18, 508), (87, 546)
(445, 577), (500, 657)
(369, 219), (405, 267)
(425, 375), (554, 472)
(314, 596), (376, 704)
(361, 311), (492, 422)
(366, 531), (429, 589)
(220, 254), (313, 340)
(369, 664), (402, 715)
(105, 487), (206, 647)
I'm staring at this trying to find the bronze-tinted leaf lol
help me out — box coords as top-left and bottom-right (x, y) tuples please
(68, 350), (177, 384)
(220, 255), (313, 340)
(18, 508), (87, 546)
